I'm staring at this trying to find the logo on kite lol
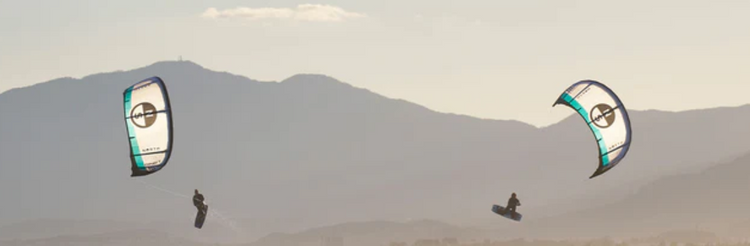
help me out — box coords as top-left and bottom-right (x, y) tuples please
(130, 102), (157, 128)
(589, 104), (616, 129)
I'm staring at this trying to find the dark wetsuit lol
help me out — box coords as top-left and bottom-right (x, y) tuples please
(503, 197), (520, 216)
(193, 193), (205, 212)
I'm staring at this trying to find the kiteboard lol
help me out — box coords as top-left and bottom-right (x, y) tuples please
(492, 204), (522, 222)
(195, 203), (208, 229)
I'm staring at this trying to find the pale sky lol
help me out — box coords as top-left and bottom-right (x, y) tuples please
(2, 0), (749, 127)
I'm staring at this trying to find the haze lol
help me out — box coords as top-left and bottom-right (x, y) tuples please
(2, 0), (750, 126)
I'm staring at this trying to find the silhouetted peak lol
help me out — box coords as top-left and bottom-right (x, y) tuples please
(147, 60), (205, 70)
(281, 74), (353, 87)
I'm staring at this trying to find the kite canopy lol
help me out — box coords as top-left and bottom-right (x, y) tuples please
(553, 80), (632, 179)
(123, 77), (174, 177)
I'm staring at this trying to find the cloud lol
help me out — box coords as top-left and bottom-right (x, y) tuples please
(201, 4), (366, 22)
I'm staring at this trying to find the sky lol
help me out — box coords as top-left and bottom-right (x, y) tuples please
(1, 0), (749, 127)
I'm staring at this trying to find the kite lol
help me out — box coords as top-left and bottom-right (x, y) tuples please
(553, 80), (632, 179)
(123, 77), (174, 177)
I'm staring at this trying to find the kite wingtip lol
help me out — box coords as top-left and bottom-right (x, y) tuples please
(552, 97), (565, 107)
(589, 170), (604, 179)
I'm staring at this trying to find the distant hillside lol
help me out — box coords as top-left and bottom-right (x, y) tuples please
(510, 151), (750, 238)
(249, 220), (489, 246)
(0, 230), (206, 246)
(653, 230), (719, 244)
(0, 219), (137, 240)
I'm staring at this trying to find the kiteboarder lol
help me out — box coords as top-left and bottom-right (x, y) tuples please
(193, 189), (206, 213)
(193, 189), (209, 228)
(501, 193), (521, 220)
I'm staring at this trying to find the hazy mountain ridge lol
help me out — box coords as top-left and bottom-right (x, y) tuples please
(0, 219), (138, 240)
(509, 150), (750, 239)
(248, 219), (490, 246)
(0, 229), (207, 246)
(1, 61), (749, 243)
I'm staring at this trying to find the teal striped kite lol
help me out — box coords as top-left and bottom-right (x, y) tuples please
(553, 80), (632, 179)
(123, 77), (174, 177)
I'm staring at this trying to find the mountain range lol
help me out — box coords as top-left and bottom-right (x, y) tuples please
(1, 61), (749, 244)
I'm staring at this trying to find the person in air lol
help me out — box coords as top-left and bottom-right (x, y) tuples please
(193, 189), (206, 214)
(502, 193), (521, 219)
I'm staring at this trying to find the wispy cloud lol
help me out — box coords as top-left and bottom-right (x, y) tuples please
(201, 4), (367, 22)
